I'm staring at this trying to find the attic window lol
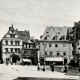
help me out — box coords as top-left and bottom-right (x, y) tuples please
(63, 35), (65, 39)
(59, 35), (65, 40)
(52, 35), (57, 40)
(44, 36), (47, 40)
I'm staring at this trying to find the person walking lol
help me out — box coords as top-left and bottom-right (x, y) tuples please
(50, 63), (55, 72)
(64, 64), (68, 73)
(62, 64), (64, 72)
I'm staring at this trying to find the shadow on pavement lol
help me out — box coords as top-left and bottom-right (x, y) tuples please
(13, 77), (78, 80)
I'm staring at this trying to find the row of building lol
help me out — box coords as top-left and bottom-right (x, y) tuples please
(0, 21), (80, 66)
(1, 25), (38, 65)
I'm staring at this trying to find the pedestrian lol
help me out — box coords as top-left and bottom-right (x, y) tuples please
(62, 65), (64, 72)
(50, 63), (54, 72)
(37, 62), (40, 71)
(64, 64), (68, 73)
(6, 58), (8, 66)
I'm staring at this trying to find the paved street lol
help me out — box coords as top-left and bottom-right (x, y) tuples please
(55, 66), (80, 76)
(0, 64), (80, 80)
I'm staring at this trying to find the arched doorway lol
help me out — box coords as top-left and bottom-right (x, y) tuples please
(10, 54), (20, 64)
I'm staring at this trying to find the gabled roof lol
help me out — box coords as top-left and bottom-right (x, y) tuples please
(16, 30), (30, 42)
(2, 25), (30, 42)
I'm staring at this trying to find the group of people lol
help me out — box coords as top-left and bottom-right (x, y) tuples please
(38, 62), (68, 73)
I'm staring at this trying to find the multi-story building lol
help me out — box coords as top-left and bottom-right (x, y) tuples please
(1, 25), (30, 63)
(39, 26), (73, 65)
(22, 40), (38, 65)
(72, 21), (80, 67)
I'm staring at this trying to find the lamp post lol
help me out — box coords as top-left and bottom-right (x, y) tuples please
(43, 42), (46, 71)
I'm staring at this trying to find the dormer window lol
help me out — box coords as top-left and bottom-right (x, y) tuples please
(44, 36), (47, 40)
(52, 35), (58, 40)
(59, 35), (65, 40)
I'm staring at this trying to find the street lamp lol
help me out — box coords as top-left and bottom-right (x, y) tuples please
(42, 42), (46, 71)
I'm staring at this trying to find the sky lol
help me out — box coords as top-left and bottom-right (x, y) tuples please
(0, 0), (80, 40)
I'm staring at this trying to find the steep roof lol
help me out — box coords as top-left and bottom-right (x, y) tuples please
(41, 26), (73, 41)
(16, 30), (30, 42)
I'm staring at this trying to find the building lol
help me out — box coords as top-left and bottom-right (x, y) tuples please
(22, 40), (38, 65)
(1, 25), (30, 63)
(0, 41), (2, 63)
(39, 26), (73, 65)
(72, 21), (80, 67)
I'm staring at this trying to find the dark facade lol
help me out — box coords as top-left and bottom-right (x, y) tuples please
(0, 41), (2, 63)
(72, 21), (80, 67)
(22, 40), (38, 65)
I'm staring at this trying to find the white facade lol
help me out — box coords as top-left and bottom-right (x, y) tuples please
(1, 26), (23, 61)
(40, 26), (73, 64)
(39, 40), (73, 63)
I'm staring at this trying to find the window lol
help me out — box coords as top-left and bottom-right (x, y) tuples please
(62, 35), (65, 40)
(15, 41), (17, 45)
(57, 51), (60, 56)
(55, 44), (58, 47)
(5, 48), (8, 52)
(5, 41), (8, 45)
(24, 44), (26, 48)
(26, 50), (29, 54)
(78, 47), (80, 50)
(15, 41), (20, 45)
(10, 48), (13, 52)
(57, 53), (59, 56)
(44, 36), (47, 40)
(27, 44), (29, 48)
(63, 51), (66, 56)
(15, 48), (18, 53)
(29, 45), (30, 48)
(18, 41), (20, 45)
(10, 34), (12, 38)
(50, 51), (52, 55)
(11, 41), (13, 45)
(12, 30), (14, 33)
(18, 48), (20, 53)
(13, 34), (15, 38)
(49, 43), (51, 47)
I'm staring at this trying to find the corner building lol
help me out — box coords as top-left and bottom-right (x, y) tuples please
(40, 26), (73, 65)
(1, 25), (30, 62)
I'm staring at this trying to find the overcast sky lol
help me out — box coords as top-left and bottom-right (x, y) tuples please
(0, 0), (80, 40)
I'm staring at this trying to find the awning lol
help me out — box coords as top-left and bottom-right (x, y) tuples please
(22, 59), (31, 62)
(46, 57), (63, 62)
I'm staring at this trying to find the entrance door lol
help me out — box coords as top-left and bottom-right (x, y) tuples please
(64, 58), (67, 65)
